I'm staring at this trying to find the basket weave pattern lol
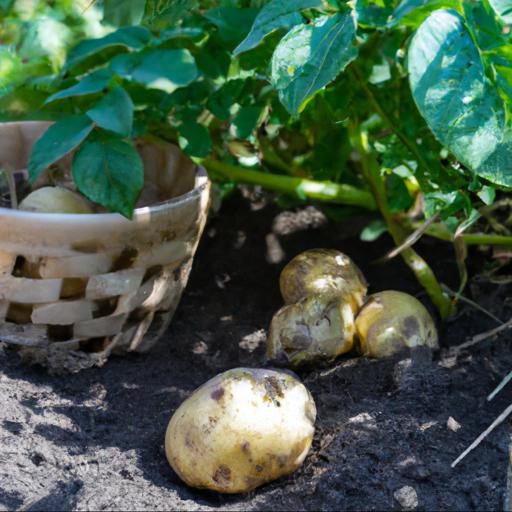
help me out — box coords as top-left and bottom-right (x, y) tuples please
(0, 122), (210, 372)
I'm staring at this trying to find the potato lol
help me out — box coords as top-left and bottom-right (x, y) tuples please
(355, 290), (438, 358)
(19, 186), (94, 214)
(279, 249), (367, 312)
(165, 368), (316, 494)
(267, 294), (355, 368)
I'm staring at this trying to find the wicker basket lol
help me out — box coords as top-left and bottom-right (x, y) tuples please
(0, 122), (211, 373)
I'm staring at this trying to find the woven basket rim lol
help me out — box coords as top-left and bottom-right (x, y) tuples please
(0, 166), (209, 224)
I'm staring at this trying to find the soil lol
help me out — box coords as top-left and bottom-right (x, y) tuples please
(1, 192), (512, 511)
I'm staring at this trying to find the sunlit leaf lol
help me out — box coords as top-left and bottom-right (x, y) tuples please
(132, 49), (198, 91)
(389, 0), (460, 27)
(234, 0), (323, 56)
(408, 9), (512, 188)
(489, 0), (512, 23)
(271, 12), (358, 115)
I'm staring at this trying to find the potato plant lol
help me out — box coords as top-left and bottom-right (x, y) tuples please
(1, 0), (512, 316)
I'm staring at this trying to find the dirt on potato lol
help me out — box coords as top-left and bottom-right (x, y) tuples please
(1, 192), (511, 511)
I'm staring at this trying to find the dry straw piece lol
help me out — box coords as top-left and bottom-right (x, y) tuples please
(0, 122), (211, 373)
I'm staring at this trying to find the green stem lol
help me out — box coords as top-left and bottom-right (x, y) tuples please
(420, 223), (512, 246)
(203, 158), (377, 210)
(350, 126), (453, 319)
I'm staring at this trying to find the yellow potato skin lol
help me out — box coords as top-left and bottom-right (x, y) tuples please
(355, 290), (438, 358)
(165, 368), (316, 494)
(267, 294), (356, 368)
(19, 187), (94, 214)
(279, 249), (367, 312)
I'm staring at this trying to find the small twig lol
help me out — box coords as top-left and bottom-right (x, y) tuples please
(442, 284), (504, 326)
(376, 213), (440, 262)
(488, 370), (512, 402)
(81, 0), (97, 14)
(449, 318), (512, 356)
(452, 402), (512, 468)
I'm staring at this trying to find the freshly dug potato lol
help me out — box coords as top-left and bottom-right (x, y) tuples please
(165, 368), (316, 494)
(19, 186), (94, 214)
(355, 290), (438, 358)
(279, 249), (367, 312)
(267, 294), (356, 368)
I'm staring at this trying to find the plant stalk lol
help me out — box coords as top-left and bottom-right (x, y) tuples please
(350, 64), (435, 179)
(412, 222), (512, 246)
(350, 126), (453, 319)
(203, 158), (377, 211)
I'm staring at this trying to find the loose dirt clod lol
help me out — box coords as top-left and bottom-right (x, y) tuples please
(394, 486), (419, 510)
(447, 417), (462, 432)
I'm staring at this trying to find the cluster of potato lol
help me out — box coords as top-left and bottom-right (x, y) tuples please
(165, 249), (439, 495)
(268, 249), (438, 366)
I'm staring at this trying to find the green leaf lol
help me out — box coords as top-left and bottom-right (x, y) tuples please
(195, 40), (231, 79)
(360, 219), (387, 241)
(28, 116), (94, 182)
(110, 53), (142, 78)
(207, 79), (246, 120)
(72, 132), (144, 218)
(234, 0), (323, 56)
(390, 0), (460, 27)
(103, 0), (146, 26)
(204, 7), (259, 46)
(489, 0), (512, 23)
(477, 185), (496, 205)
(387, 173), (414, 213)
(495, 64), (512, 102)
(64, 26), (151, 71)
(144, 0), (198, 28)
(45, 69), (113, 103)
(423, 191), (467, 219)
(464, 0), (506, 52)
(178, 120), (212, 158)
(0, 0), (14, 14)
(408, 9), (512, 188)
(87, 86), (134, 137)
(132, 49), (198, 91)
(159, 27), (205, 43)
(271, 12), (358, 115)
(232, 105), (262, 139)
(356, 0), (394, 28)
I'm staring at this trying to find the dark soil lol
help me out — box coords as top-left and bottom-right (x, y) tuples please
(1, 193), (512, 511)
